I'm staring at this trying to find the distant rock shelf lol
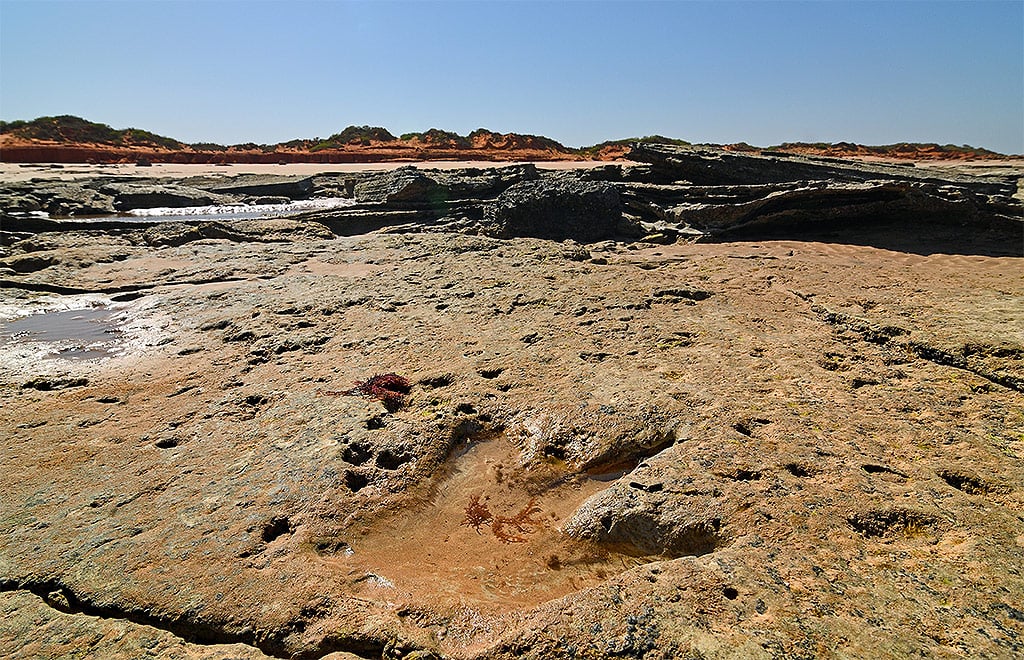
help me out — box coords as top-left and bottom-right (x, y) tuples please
(4, 143), (1019, 253)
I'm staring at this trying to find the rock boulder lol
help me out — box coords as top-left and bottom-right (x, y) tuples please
(352, 167), (446, 206)
(100, 183), (231, 211)
(483, 176), (623, 242)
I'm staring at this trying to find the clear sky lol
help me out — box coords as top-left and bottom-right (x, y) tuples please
(1, 0), (1021, 153)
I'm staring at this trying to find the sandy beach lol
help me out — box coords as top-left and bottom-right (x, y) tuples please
(0, 159), (625, 183)
(5, 157), (1019, 185)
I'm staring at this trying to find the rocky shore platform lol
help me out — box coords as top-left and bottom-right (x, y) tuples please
(1, 145), (1022, 659)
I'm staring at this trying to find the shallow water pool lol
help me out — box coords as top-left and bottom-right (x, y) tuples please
(0, 307), (123, 360)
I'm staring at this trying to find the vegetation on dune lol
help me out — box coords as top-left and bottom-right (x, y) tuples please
(190, 142), (228, 152)
(470, 128), (569, 152)
(768, 141), (1004, 158)
(228, 142), (278, 153)
(400, 128), (569, 151)
(279, 138), (317, 150)
(577, 135), (691, 157)
(0, 115), (183, 149)
(310, 125), (398, 150)
(722, 142), (760, 152)
(0, 115), (1011, 158)
(400, 128), (471, 148)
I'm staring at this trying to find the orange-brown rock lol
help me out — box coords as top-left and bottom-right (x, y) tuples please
(0, 135), (586, 165)
(1, 156), (1022, 660)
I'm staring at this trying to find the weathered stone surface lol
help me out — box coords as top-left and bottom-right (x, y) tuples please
(0, 192), (43, 213)
(5, 156), (1019, 251)
(614, 145), (1023, 246)
(33, 183), (116, 216)
(482, 176), (623, 241)
(202, 174), (315, 199)
(99, 182), (232, 211)
(669, 181), (975, 232)
(353, 167), (446, 205)
(139, 218), (335, 247)
(629, 141), (1021, 192)
(563, 481), (726, 557)
(0, 160), (1023, 659)
(507, 403), (678, 472)
(0, 589), (279, 660)
(429, 163), (540, 198)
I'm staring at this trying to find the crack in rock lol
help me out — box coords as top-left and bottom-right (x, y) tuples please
(0, 579), (388, 660)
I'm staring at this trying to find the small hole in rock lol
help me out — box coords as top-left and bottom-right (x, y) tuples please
(543, 444), (567, 461)
(375, 450), (411, 470)
(451, 418), (485, 443)
(785, 463), (811, 477)
(847, 508), (938, 538)
(727, 469), (762, 481)
(262, 516), (291, 543)
(862, 464), (907, 477)
(364, 416), (385, 430)
(342, 443), (373, 466)
(344, 471), (369, 492)
(740, 418), (770, 435)
(723, 587), (739, 600)
(479, 368), (504, 379)
(455, 403), (477, 415)
(155, 437), (179, 449)
(312, 538), (351, 556)
(629, 481), (664, 492)
(937, 469), (996, 495)
(419, 374), (455, 388)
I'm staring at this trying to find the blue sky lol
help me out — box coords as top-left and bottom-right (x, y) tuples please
(1, 1), (1021, 153)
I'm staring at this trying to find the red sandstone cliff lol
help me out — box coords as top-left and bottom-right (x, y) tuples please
(0, 115), (1012, 165)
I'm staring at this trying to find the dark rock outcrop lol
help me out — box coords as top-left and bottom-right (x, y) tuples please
(629, 142), (1018, 192)
(353, 167), (447, 205)
(622, 143), (1022, 246)
(100, 183), (230, 211)
(200, 175), (315, 200)
(1, 152), (1020, 255)
(482, 176), (623, 242)
(139, 219), (334, 247)
(1, 182), (116, 216)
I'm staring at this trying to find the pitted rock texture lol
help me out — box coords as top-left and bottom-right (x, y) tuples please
(0, 158), (1022, 659)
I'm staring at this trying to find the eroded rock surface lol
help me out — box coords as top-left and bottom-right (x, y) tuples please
(482, 178), (624, 241)
(0, 155), (1022, 659)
